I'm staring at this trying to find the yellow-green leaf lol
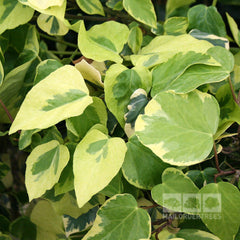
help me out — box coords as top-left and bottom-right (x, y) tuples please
(25, 140), (70, 201)
(9, 65), (92, 134)
(73, 129), (127, 207)
(76, 0), (104, 16)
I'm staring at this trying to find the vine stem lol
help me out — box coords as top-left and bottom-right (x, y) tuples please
(212, 0), (218, 6)
(39, 33), (78, 48)
(48, 50), (82, 55)
(65, 13), (115, 21)
(213, 142), (221, 173)
(0, 99), (14, 123)
(228, 76), (240, 106)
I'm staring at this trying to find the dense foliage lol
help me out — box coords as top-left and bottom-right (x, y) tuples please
(0, 0), (240, 239)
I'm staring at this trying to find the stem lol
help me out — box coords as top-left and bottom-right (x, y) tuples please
(65, 13), (114, 21)
(0, 99), (14, 123)
(39, 33), (78, 48)
(212, 0), (218, 6)
(48, 50), (82, 55)
(140, 204), (159, 209)
(213, 142), (221, 173)
(214, 170), (236, 182)
(228, 76), (240, 106)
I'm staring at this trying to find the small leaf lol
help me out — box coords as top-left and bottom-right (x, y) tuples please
(105, 64), (152, 127)
(151, 168), (199, 214)
(106, 0), (123, 11)
(76, 0), (104, 16)
(0, 0), (34, 34)
(135, 90), (219, 166)
(128, 26), (143, 54)
(78, 21), (129, 63)
(19, 129), (40, 150)
(73, 129), (127, 207)
(122, 136), (171, 189)
(199, 182), (240, 240)
(82, 194), (151, 240)
(188, 5), (226, 37)
(9, 65), (92, 134)
(25, 140), (69, 201)
(37, 14), (69, 36)
(226, 13), (240, 47)
(164, 17), (188, 36)
(123, 0), (157, 28)
(166, 0), (196, 16)
(0, 60), (4, 86)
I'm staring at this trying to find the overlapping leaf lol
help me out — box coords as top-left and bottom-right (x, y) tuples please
(9, 65), (92, 134)
(73, 129), (127, 207)
(135, 90), (220, 166)
(166, 0), (196, 16)
(25, 140), (69, 200)
(82, 194), (151, 240)
(0, 0), (34, 34)
(78, 21), (129, 63)
(105, 64), (152, 127)
(76, 0), (104, 16)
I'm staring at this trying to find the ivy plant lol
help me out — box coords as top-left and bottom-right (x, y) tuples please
(0, 0), (240, 240)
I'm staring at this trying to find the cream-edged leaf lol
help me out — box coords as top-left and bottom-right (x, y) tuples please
(25, 140), (70, 201)
(76, 0), (104, 16)
(73, 129), (127, 208)
(9, 65), (92, 134)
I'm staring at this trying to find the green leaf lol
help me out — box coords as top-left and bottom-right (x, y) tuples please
(0, 0), (34, 34)
(105, 64), (152, 128)
(152, 168), (199, 214)
(186, 170), (204, 189)
(128, 26), (143, 54)
(131, 34), (213, 68)
(170, 229), (220, 240)
(30, 200), (65, 240)
(226, 13), (240, 47)
(124, 89), (149, 137)
(122, 136), (171, 189)
(66, 97), (107, 142)
(82, 194), (151, 240)
(188, 5), (226, 37)
(164, 17), (188, 36)
(73, 129), (127, 207)
(135, 90), (219, 166)
(10, 217), (36, 240)
(0, 162), (10, 180)
(19, 0), (66, 20)
(76, 0), (104, 16)
(106, 0), (123, 11)
(189, 29), (229, 49)
(199, 182), (240, 240)
(34, 59), (63, 85)
(37, 14), (69, 36)
(25, 140), (69, 201)
(9, 65), (92, 134)
(0, 234), (11, 240)
(166, 0), (196, 16)
(123, 0), (157, 28)
(0, 25), (39, 123)
(19, 129), (40, 150)
(78, 21), (129, 63)
(151, 47), (233, 95)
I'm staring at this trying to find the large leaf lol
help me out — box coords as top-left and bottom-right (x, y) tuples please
(0, 0), (34, 34)
(135, 90), (220, 166)
(31, 200), (65, 240)
(105, 64), (152, 127)
(76, 0), (104, 16)
(27, 0), (64, 9)
(188, 5), (226, 37)
(73, 129), (127, 208)
(78, 21), (129, 63)
(25, 140), (69, 201)
(123, 0), (157, 28)
(9, 65), (92, 134)
(151, 168), (199, 214)
(37, 14), (69, 36)
(82, 194), (151, 240)
(122, 136), (171, 189)
(199, 182), (240, 240)
(66, 97), (107, 142)
(0, 25), (39, 123)
(151, 47), (234, 95)
(131, 34), (213, 68)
